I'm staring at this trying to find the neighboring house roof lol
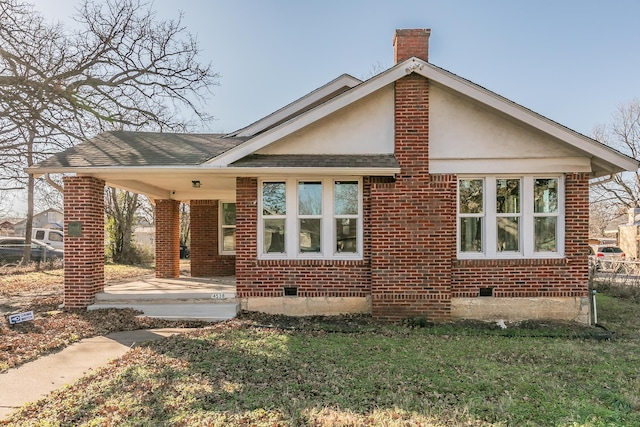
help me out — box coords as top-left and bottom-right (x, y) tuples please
(27, 56), (638, 201)
(604, 215), (626, 234)
(13, 209), (64, 227)
(0, 220), (17, 229)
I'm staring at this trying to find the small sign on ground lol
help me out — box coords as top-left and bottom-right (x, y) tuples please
(8, 311), (35, 325)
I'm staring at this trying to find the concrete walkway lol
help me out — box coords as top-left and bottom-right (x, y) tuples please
(0, 328), (187, 420)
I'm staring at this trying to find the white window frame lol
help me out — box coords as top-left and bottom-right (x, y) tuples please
(219, 201), (236, 255)
(297, 181), (323, 256)
(457, 175), (564, 259)
(258, 177), (363, 260)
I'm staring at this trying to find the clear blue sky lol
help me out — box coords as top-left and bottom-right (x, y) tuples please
(31, 0), (640, 136)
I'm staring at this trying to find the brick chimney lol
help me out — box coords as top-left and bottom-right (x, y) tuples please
(393, 29), (431, 63)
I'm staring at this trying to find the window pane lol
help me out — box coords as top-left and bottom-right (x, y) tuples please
(496, 179), (520, 214)
(222, 203), (236, 226)
(222, 228), (236, 252)
(298, 182), (322, 215)
(535, 217), (557, 252)
(497, 217), (519, 251)
(460, 217), (482, 252)
(299, 219), (321, 253)
(263, 182), (286, 215)
(49, 232), (63, 242)
(534, 178), (558, 213)
(263, 219), (285, 253)
(335, 181), (359, 215)
(336, 218), (357, 253)
(459, 179), (483, 214)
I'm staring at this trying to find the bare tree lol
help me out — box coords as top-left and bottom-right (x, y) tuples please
(179, 202), (190, 246)
(105, 188), (140, 264)
(589, 200), (625, 237)
(591, 99), (640, 209)
(0, 0), (217, 263)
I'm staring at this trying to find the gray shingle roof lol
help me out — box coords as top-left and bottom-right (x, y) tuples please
(230, 154), (399, 169)
(35, 131), (248, 168)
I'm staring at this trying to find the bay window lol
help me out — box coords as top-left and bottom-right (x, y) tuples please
(259, 178), (362, 259)
(457, 176), (563, 259)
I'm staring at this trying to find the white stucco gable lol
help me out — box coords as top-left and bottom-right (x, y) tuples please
(256, 86), (394, 155)
(429, 83), (591, 174)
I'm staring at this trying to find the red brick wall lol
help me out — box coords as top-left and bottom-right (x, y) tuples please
(155, 199), (180, 278)
(370, 73), (455, 322)
(63, 176), (105, 309)
(451, 173), (590, 298)
(394, 29), (430, 63)
(191, 200), (235, 277)
(235, 177), (372, 298)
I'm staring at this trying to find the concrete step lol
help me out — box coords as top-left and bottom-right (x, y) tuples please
(88, 300), (240, 322)
(94, 291), (238, 304)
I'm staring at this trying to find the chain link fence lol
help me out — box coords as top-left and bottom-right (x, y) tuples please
(0, 243), (64, 272)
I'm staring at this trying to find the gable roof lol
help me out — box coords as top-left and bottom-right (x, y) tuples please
(227, 74), (362, 138)
(36, 131), (248, 169)
(209, 57), (638, 177)
(27, 56), (638, 201)
(230, 154), (399, 169)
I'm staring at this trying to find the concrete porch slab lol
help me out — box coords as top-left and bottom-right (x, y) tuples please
(90, 276), (239, 321)
(104, 276), (236, 294)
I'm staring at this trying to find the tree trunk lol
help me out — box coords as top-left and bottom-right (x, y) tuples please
(22, 129), (36, 265)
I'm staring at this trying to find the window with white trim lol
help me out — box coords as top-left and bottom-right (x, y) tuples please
(457, 176), (564, 259)
(219, 202), (236, 255)
(259, 178), (363, 259)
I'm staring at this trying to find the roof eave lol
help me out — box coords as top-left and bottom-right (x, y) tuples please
(26, 165), (400, 178)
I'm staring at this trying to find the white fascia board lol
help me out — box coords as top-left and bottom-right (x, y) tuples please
(208, 65), (413, 167)
(230, 74), (362, 138)
(28, 165), (399, 179)
(415, 63), (639, 173)
(430, 157), (591, 175)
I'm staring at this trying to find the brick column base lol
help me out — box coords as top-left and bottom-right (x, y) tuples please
(155, 199), (180, 278)
(63, 176), (105, 309)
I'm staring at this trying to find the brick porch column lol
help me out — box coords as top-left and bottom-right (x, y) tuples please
(63, 176), (105, 309)
(190, 200), (218, 277)
(155, 199), (180, 278)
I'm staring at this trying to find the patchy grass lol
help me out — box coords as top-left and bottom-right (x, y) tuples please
(0, 298), (208, 373)
(3, 297), (640, 426)
(0, 264), (196, 373)
(2, 270), (640, 426)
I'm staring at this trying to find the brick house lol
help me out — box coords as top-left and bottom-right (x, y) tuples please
(29, 29), (637, 323)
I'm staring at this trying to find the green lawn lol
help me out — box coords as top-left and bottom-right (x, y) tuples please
(3, 293), (640, 427)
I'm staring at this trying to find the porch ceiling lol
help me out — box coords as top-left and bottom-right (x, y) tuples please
(85, 170), (238, 201)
